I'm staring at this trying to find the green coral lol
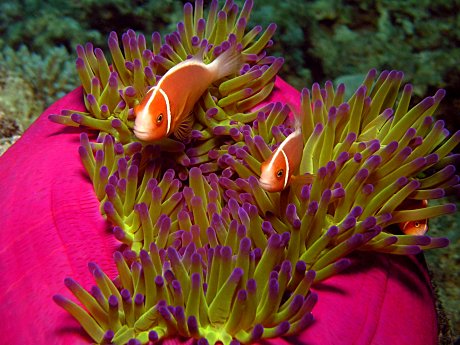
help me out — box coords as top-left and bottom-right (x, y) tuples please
(306, 0), (460, 95)
(0, 1), (99, 53)
(0, 45), (78, 127)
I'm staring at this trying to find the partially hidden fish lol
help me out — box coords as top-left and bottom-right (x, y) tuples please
(398, 199), (429, 235)
(134, 44), (242, 142)
(259, 117), (314, 193)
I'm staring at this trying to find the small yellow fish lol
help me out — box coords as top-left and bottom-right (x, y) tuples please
(134, 44), (242, 142)
(398, 199), (429, 235)
(259, 125), (314, 193)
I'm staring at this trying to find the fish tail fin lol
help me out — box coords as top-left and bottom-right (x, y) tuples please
(209, 42), (243, 81)
(194, 41), (208, 61)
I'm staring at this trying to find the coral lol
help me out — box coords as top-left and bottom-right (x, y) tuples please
(0, 71), (41, 128)
(0, 111), (22, 156)
(0, 1), (101, 53)
(0, 1), (192, 56)
(425, 199), (460, 343)
(0, 111), (22, 137)
(296, 1), (460, 94)
(0, 45), (78, 127)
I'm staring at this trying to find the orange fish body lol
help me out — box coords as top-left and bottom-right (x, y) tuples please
(134, 46), (241, 141)
(259, 128), (312, 192)
(398, 199), (429, 235)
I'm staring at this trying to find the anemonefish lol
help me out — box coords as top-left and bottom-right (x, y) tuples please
(398, 199), (428, 235)
(259, 126), (314, 193)
(134, 44), (242, 142)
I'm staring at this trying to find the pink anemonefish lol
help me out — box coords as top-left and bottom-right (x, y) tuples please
(397, 199), (429, 235)
(134, 44), (242, 142)
(259, 124), (314, 193)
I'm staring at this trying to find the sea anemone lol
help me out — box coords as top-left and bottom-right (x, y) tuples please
(1, 1), (458, 345)
(0, 79), (443, 345)
(53, 68), (458, 344)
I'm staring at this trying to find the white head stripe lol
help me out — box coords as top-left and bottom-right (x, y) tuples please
(280, 149), (290, 189)
(158, 88), (172, 135)
(140, 86), (158, 123)
(266, 130), (297, 173)
(146, 86), (157, 104)
(266, 148), (280, 173)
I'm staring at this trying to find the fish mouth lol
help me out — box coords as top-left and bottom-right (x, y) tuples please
(258, 179), (275, 192)
(133, 128), (146, 135)
(133, 127), (153, 141)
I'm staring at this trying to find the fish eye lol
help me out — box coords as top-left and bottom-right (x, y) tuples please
(156, 114), (163, 123)
(276, 169), (284, 178)
(414, 221), (420, 227)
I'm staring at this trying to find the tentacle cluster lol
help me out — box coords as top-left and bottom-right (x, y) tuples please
(54, 237), (319, 345)
(51, 1), (459, 345)
(223, 69), (459, 259)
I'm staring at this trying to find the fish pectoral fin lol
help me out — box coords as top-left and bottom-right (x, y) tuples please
(290, 173), (315, 188)
(173, 112), (194, 141)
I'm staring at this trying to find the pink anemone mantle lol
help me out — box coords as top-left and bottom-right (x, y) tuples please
(0, 77), (438, 344)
